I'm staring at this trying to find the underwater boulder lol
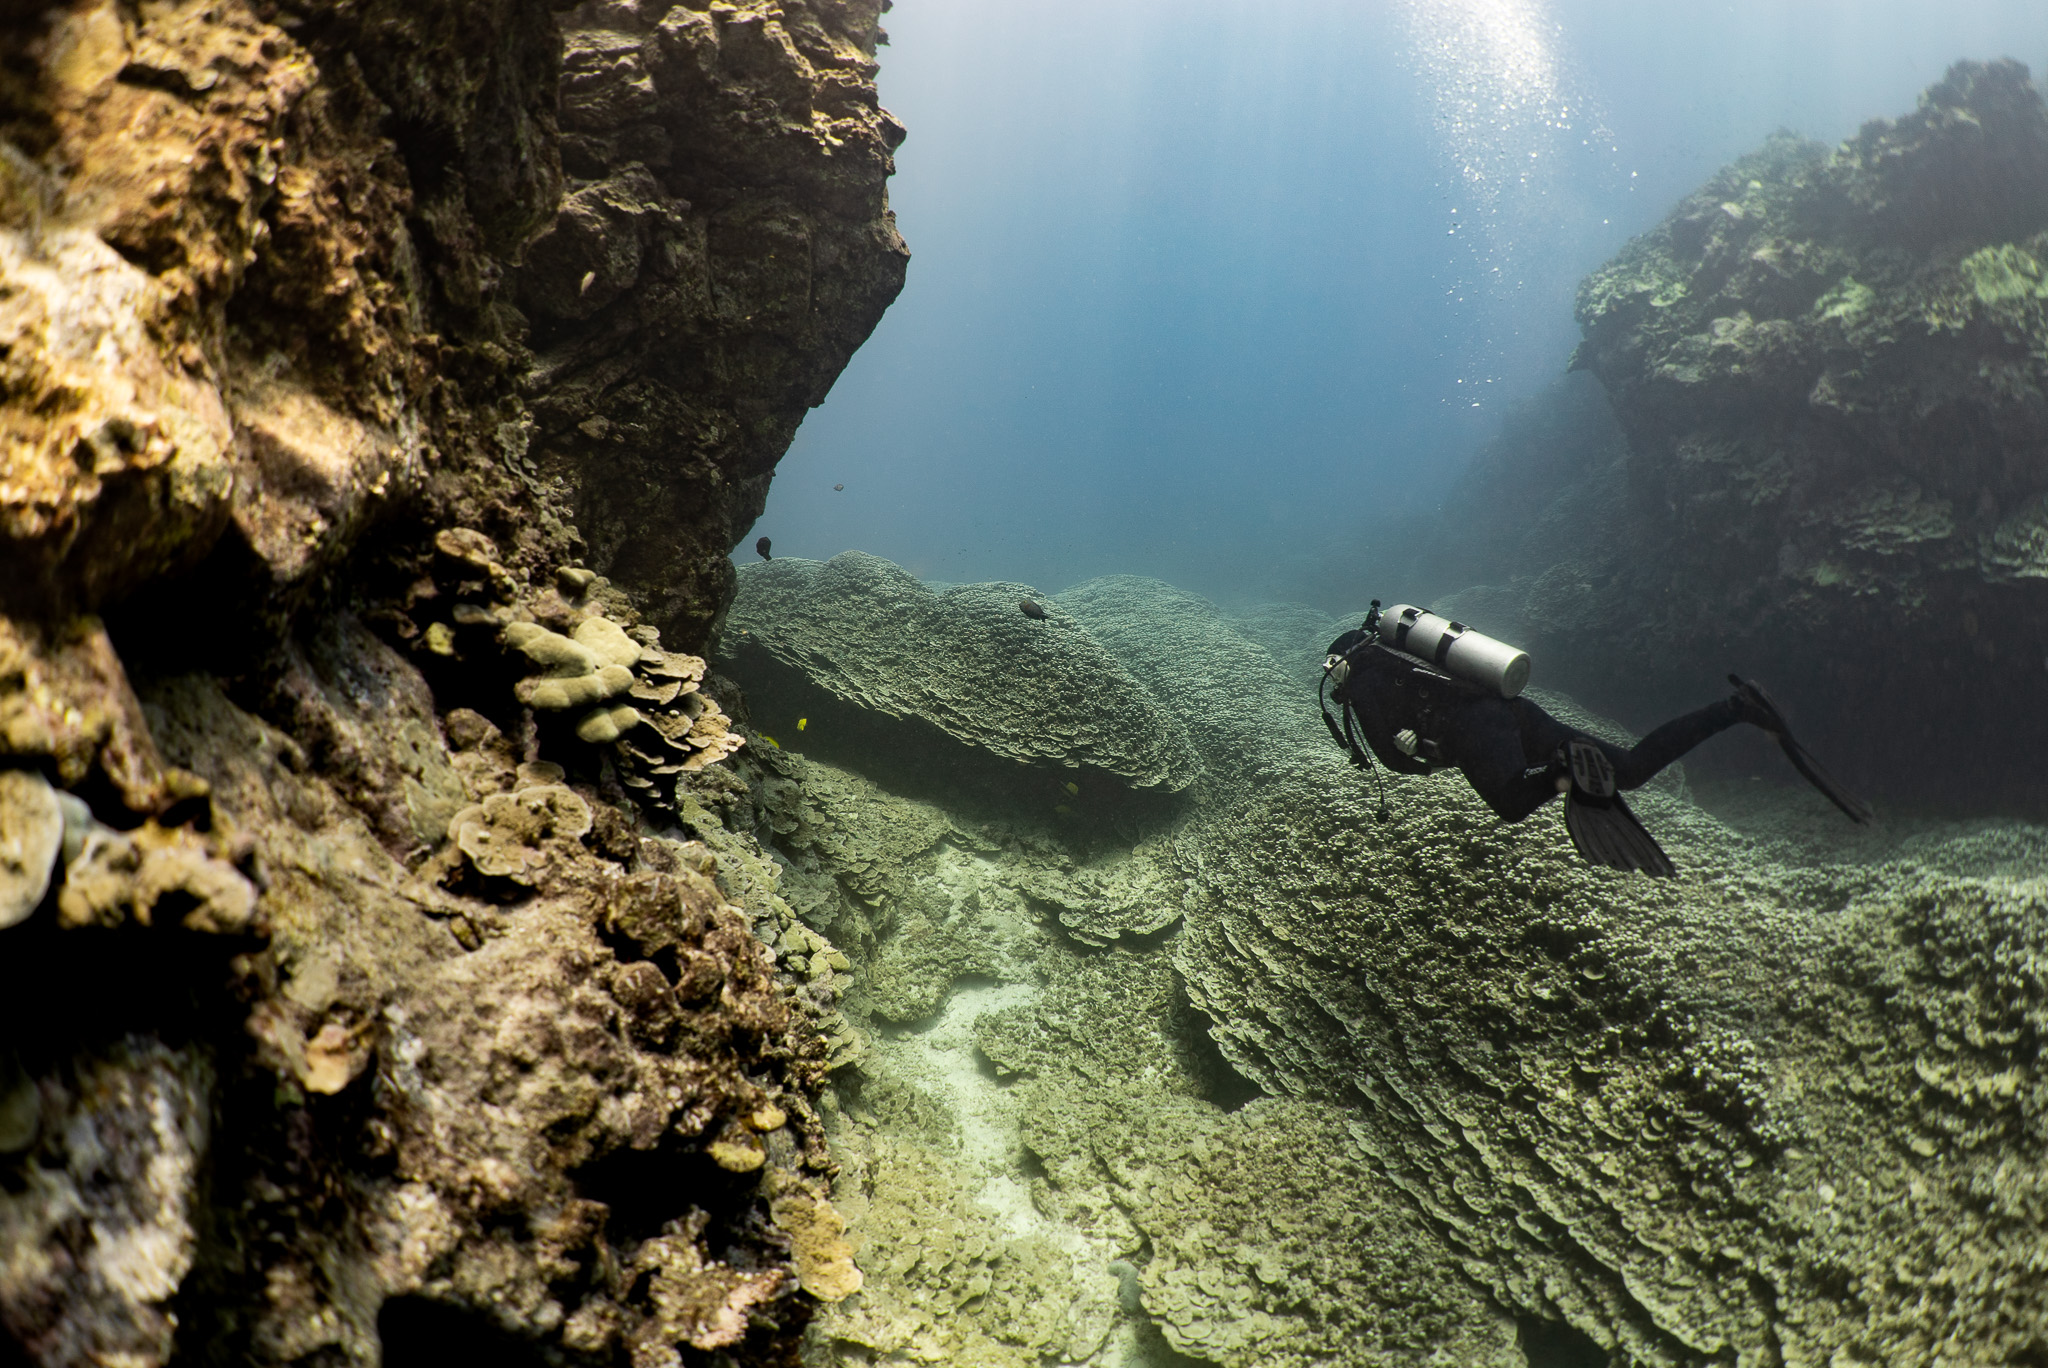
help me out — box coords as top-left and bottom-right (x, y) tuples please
(0, 770), (64, 930)
(724, 552), (1201, 801)
(1057, 575), (1329, 796)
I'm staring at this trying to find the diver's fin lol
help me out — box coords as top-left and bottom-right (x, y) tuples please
(1564, 788), (1676, 877)
(1561, 739), (1674, 876)
(1726, 675), (1873, 825)
(1566, 735), (1618, 798)
(1774, 731), (1874, 825)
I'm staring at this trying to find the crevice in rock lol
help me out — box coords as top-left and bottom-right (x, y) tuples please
(1515, 1315), (1608, 1368)
(376, 1297), (552, 1368)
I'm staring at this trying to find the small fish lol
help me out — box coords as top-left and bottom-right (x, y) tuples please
(1053, 803), (1073, 816)
(755, 537), (772, 560)
(759, 734), (781, 749)
(834, 483), (845, 491)
(1063, 781), (1079, 797)
(797, 718), (808, 731)
(1019, 598), (1048, 620)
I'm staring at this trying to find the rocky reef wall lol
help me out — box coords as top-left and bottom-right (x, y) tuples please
(1411, 60), (2048, 812)
(0, 1), (902, 1363)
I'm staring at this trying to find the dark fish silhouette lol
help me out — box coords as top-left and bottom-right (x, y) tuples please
(834, 483), (844, 491)
(1019, 598), (1047, 620)
(755, 537), (772, 560)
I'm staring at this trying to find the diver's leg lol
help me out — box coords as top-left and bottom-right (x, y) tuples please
(1507, 696), (1680, 876)
(1516, 682), (1869, 821)
(1610, 699), (1741, 790)
(1442, 698), (1558, 822)
(1506, 690), (1737, 793)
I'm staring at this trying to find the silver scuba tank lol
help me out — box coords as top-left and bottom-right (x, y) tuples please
(1375, 604), (1531, 698)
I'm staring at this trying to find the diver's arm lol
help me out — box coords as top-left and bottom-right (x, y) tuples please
(1343, 649), (1435, 775)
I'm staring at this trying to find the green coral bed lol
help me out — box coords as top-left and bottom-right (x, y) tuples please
(708, 562), (2048, 1368)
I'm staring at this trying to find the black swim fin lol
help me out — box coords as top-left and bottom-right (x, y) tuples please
(1561, 738), (1676, 878)
(1727, 676), (1874, 825)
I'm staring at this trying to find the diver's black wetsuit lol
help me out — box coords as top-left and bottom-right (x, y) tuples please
(1335, 638), (1738, 821)
(1323, 625), (1870, 876)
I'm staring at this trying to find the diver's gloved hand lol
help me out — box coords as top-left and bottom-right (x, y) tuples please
(1726, 675), (1875, 825)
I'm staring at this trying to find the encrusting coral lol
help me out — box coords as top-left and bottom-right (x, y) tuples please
(726, 558), (2048, 1368)
(56, 819), (258, 934)
(447, 782), (594, 885)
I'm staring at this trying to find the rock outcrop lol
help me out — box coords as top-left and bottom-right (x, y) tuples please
(724, 553), (1203, 799)
(530, 0), (908, 646)
(1419, 60), (2048, 808)
(0, 1), (902, 1363)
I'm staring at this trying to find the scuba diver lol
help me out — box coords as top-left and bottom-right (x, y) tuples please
(1321, 602), (1871, 877)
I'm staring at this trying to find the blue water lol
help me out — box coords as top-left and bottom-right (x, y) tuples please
(749, 0), (2047, 607)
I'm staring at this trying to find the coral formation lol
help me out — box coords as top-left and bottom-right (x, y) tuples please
(727, 558), (2048, 1368)
(0, 0), (901, 1362)
(725, 552), (1202, 794)
(406, 526), (746, 805)
(1059, 575), (1327, 794)
(11, 5), (2048, 1364)
(55, 818), (258, 934)
(0, 771), (63, 930)
(448, 782), (594, 884)
(769, 1174), (866, 1302)
(0, 605), (853, 1364)
(1030, 1094), (1519, 1366)
(1174, 756), (2048, 1365)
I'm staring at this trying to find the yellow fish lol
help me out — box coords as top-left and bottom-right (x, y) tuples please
(759, 734), (781, 749)
(1054, 803), (1073, 816)
(797, 718), (808, 731)
(1063, 781), (1080, 796)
